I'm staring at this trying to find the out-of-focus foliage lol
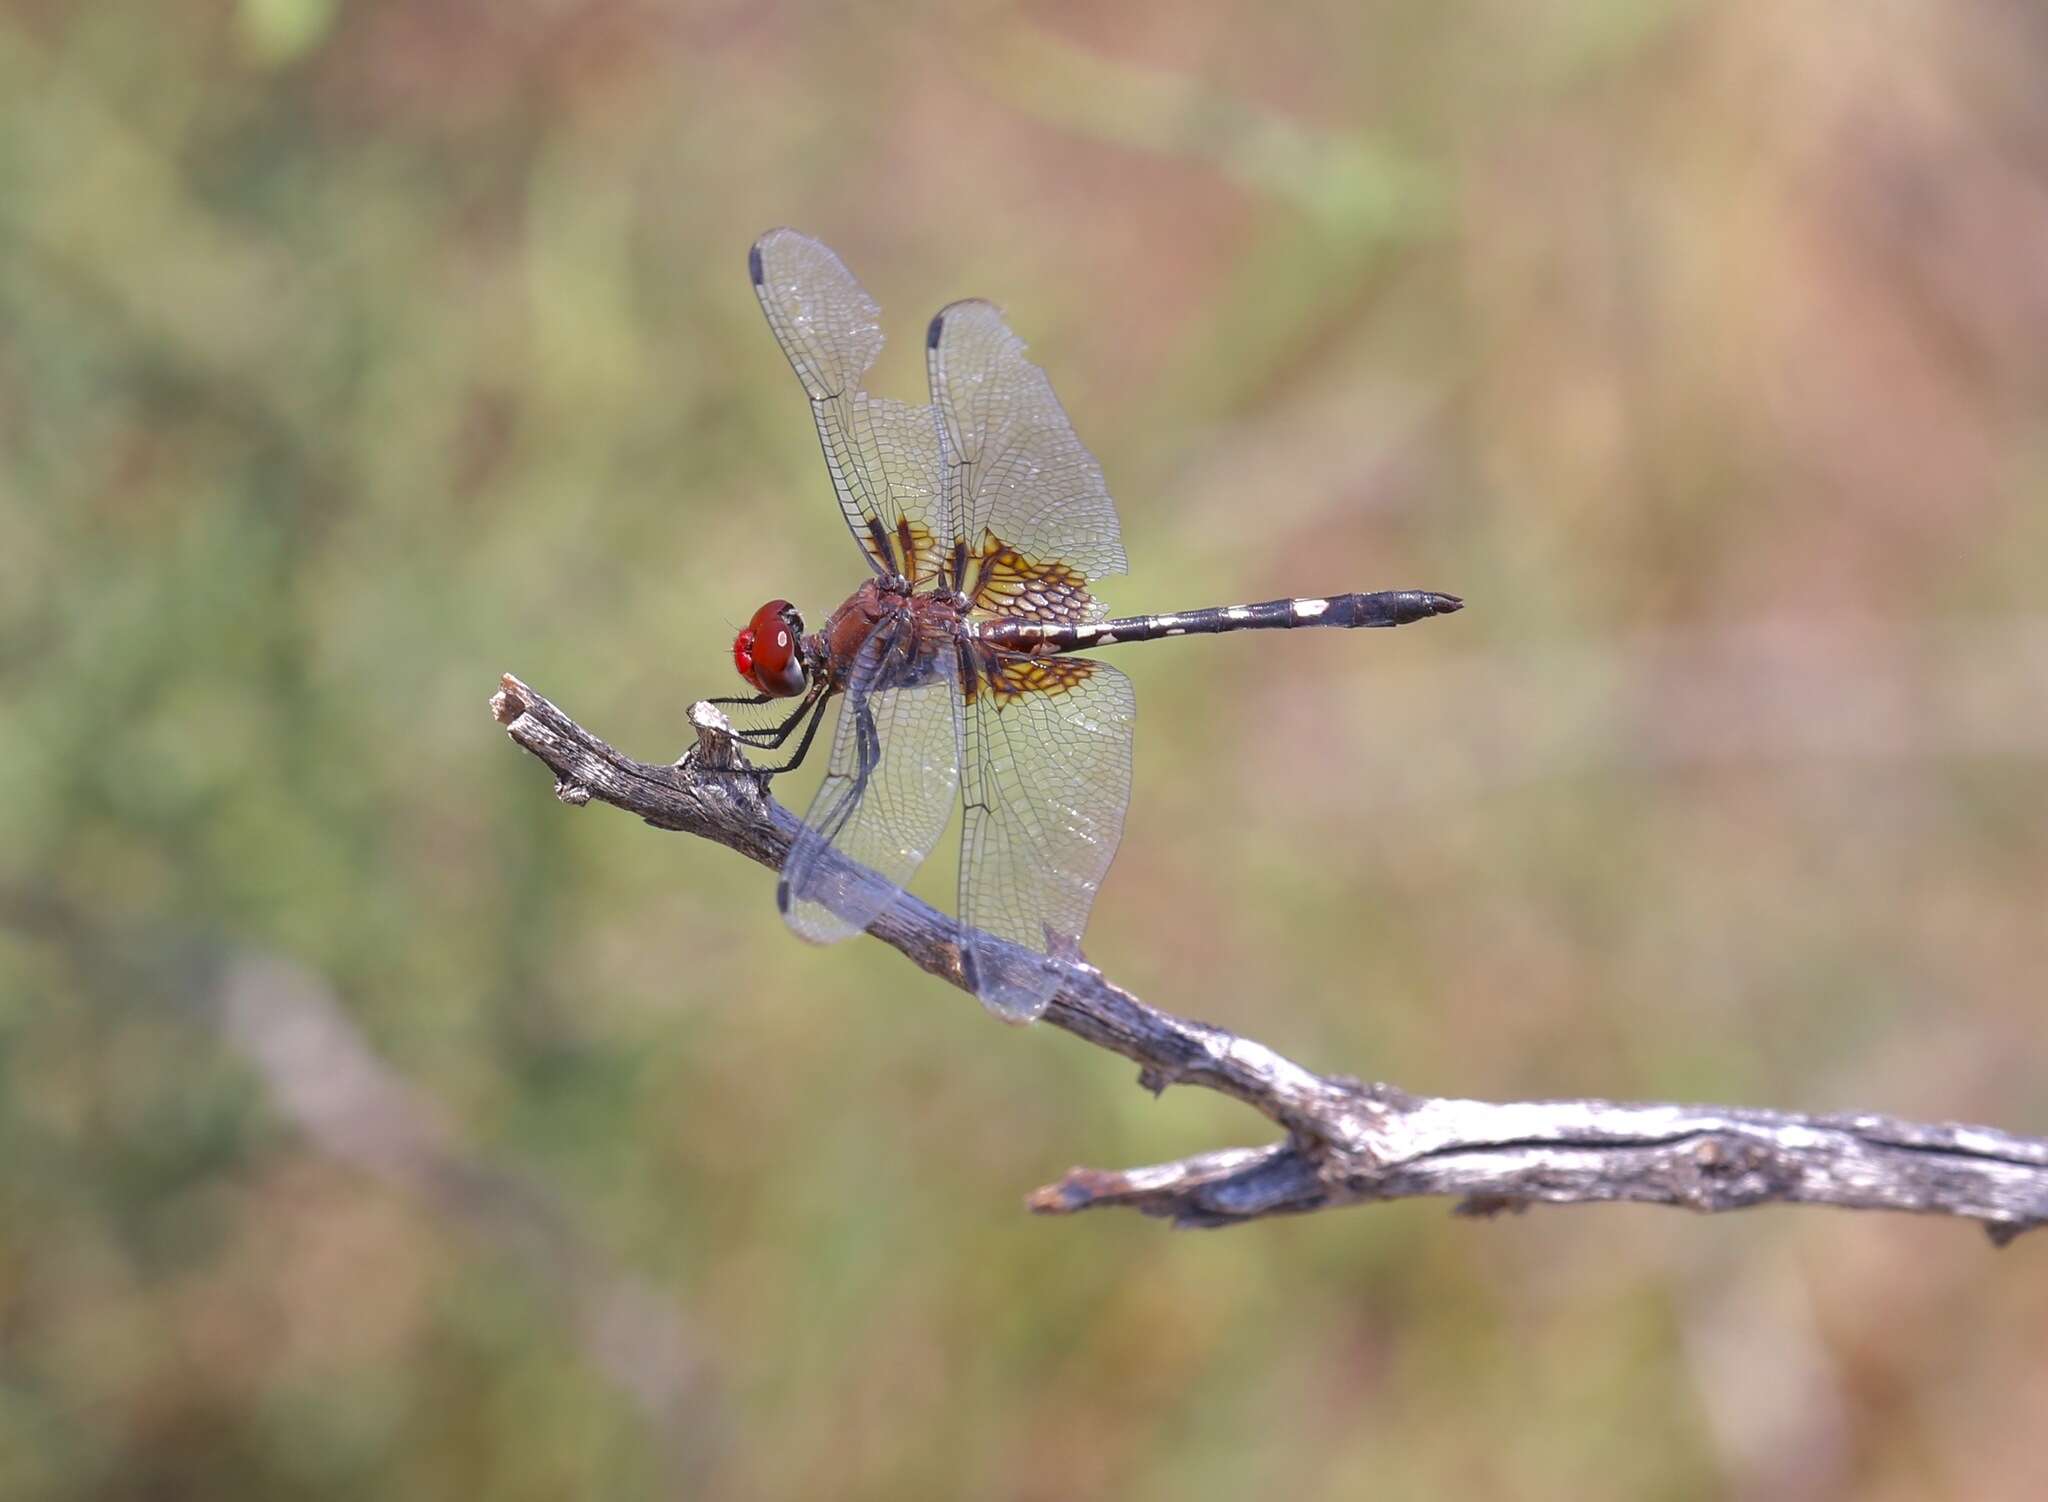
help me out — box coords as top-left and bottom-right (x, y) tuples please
(4, 1), (2046, 1497)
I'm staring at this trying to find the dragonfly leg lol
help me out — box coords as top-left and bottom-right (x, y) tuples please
(703, 690), (774, 743)
(704, 688), (822, 751)
(732, 690), (836, 776)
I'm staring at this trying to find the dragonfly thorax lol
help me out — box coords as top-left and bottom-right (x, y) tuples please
(733, 599), (809, 697)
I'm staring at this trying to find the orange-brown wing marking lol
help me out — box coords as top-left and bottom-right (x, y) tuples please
(967, 651), (1100, 708)
(964, 530), (1095, 623)
(899, 518), (942, 586)
(862, 518), (938, 583)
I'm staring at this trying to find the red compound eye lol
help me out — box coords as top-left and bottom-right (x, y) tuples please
(733, 599), (807, 697)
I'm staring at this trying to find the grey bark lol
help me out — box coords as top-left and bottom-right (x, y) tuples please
(491, 674), (2047, 1242)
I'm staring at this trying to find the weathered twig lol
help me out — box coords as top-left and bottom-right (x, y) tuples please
(490, 673), (2048, 1242)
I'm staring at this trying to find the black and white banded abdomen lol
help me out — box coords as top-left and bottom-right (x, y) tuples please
(980, 590), (1463, 655)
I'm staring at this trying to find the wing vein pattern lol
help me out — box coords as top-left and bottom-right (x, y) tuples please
(752, 229), (950, 580)
(780, 621), (961, 944)
(755, 232), (1138, 1019)
(956, 653), (1135, 1020)
(927, 298), (1126, 612)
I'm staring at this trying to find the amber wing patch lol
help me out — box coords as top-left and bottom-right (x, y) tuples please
(965, 649), (1099, 708)
(962, 530), (1095, 623)
(861, 517), (939, 584)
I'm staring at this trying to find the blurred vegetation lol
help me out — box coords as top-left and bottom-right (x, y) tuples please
(4, 1), (2046, 1498)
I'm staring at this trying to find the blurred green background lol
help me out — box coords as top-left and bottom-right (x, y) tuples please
(6, 1), (2047, 1497)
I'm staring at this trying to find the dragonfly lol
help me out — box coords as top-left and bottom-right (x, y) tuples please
(711, 229), (1462, 1021)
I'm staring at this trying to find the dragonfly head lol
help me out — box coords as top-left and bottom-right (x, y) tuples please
(733, 599), (809, 697)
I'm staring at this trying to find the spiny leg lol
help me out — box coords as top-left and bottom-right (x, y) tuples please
(703, 690), (777, 746)
(735, 690), (837, 775)
(705, 686), (825, 753)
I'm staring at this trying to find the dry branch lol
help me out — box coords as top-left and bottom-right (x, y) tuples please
(490, 673), (2048, 1242)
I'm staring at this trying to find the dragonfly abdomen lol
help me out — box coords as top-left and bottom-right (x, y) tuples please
(988, 590), (1463, 654)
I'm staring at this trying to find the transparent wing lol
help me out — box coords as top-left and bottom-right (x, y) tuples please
(955, 651), (1135, 1020)
(849, 394), (946, 586)
(779, 620), (961, 944)
(751, 229), (948, 582)
(926, 299), (1128, 618)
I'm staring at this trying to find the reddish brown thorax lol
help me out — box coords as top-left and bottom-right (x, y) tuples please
(822, 579), (976, 682)
(816, 578), (898, 677)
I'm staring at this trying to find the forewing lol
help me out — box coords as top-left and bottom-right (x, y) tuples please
(848, 394), (945, 587)
(955, 651), (1135, 1020)
(926, 299), (1127, 617)
(751, 229), (947, 579)
(779, 622), (961, 944)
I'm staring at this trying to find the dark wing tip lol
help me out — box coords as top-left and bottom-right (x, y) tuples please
(928, 299), (1007, 350)
(747, 241), (766, 287)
